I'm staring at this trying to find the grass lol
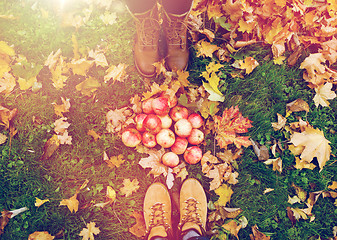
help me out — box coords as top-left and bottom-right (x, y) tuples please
(1, 0), (337, 239)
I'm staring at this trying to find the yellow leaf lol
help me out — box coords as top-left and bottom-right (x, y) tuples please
(238, 18), (255, 34)
(294, 157), (316, 170)
(199, 98), (220, 119)
(142, 82), (168, 101)
(176, 70), (190, 87)
(68, 58), (93, 76)
(52, 97), (70, 117)
(28, 231), (55, 240)
(104, 63), (128, 83)
(0, 41), (15, 56)
(60, 193), (79, 213)
(104, 152), (125, 169)
(196, 40), (220, 58)
(214, 184), (233, 206)
(203, 81), (225, 102)
(17, 77), (37, 91)
(35, 198), (50, 207)
(87, 129), (101, 141)
(222, 220), (241, 239)
(233, 57), (259, 74)
(107, 186), (116, 201)
(120, 178), (140, 197)
(292, 183), (307, 202)
(313, 82), (337, 107)
(75, 77), (101, 96)
(290, 127), (331, 171)
(0, 133), (7, 145)
(79, 222), (100, 240)
(329, 181), (337, 190)
(273, 56), (286, 65)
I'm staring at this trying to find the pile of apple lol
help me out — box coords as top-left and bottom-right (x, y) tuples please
(121, 92), (205, 167)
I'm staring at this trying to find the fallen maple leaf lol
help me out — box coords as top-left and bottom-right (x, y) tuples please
(28, 231), (55, 240)
(39, 134), (60, 161)
(0, 73), (16, 95)
(142, 82), (168, 101)
(329, 182), (337, 190)
(0, 133), (7, 145)
(0, 105), (17, 129)
(313, 82), (337, 107)
(214, 106), (253, 149)
(264, 157), (282, 173)
(57, 130), (72, 145)
(138, 147), (168, 177)
(75, 77), (101, 96)
(129, 211), (147, 238)
(215, 184), (233, 207)
(79, 222), (100, 240)
(300, 53), (326, 79)
(196, 40), (220, 58)
(0, 210), (12, 235)
(222, 220), (241, 239)
(103, 152), (125, 168)
(104, 63), (128, 83)
(199, 98), (220, 119)
(60, 193), (79, 213)
(290, 126), (331, 171)
(294, 157), (316, 170)
(250, 225), (270, 240)
(52, 97), (70, 117)
(286, 99), (310, 117)
(68, 58), (93, 76)
(130, 94), (142, 114)
(271, 113), (287, 131)
(88, 49), (109, 67)
(120, 178), (140, 197)
(106, 107), (132, 133)
(232, 56), (259, 74)
(54, 117), (70, 134)
(176, 70), (190, 87)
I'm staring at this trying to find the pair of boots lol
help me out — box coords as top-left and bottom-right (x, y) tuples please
(129, 3), (190, 78)
(143, 178), (208, 240)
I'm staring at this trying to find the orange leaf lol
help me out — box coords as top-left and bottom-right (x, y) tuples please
(222, 220), (241, 239)
(87, 129), (101, 141)
(129, 211), (146, 238)
(214, 106), (253, 149)
(28, 231), (55, 240)
(250, 225), (270, 240)
(0, 210), (12, 235)
(196, 40), (220, 58)
(39, 134), (60, 161)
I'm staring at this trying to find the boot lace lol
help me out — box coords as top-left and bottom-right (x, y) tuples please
(146, 202), (170, 233)
(166, 17), (188, 47)
(136, 18), (160, 47)
(178, 197), (202, 230)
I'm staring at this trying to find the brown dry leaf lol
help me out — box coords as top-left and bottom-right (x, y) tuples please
(87, 129), (100, 141)
(201, 151), (219, 174)
(271, 113), (287, 131)
(290, 126), (331, 171)
(286, 99), (310, 117)
(78, 222), (100, 240)
(104, 63), (128, 84)
(52, 97), (70, 117)
(28, 231), (55, 240)
(313, 82), (337, 107)
(0, 210), (12, 235)
(250, 225), (270, 240)
(0, 105), (17, 129)
(129, 211), (146, 238)
(138, 147), (168, 177)
(120, 178), (140, 197)
(39, 134), (60, 161)
(250, 139), (270, 161)
(60, 193), (79, 213)
(222, 220), (241, 239)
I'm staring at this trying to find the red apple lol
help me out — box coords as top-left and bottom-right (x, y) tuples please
(142, 131), (157, 148)
(188, 113), (204, 129)
(171, 137), (188, 155)
(152, 97), (170, 116)
(158, 114), (172, 129)
(143, 114), (162, 134)
(142, 98), (154, 114)
(184, 146), (203, 164)
(156, 129), (175, 148)
(160, 91), (178, 108)
(162, 152), (180, 167)
(135, 113), (147, 132)
(169, 105), (189, 122)
(174, 119), (192, 138)
(187, 129), (204, 145)
(121, 128), (141, 147)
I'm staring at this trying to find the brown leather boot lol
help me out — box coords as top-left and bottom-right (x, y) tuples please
(163, 10), (190, 72)
(143, 182), (173, 240)
(178, 178), (207, 238)
(131, 5), (161, 78)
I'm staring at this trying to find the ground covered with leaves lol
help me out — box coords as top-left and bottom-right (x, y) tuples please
(1, 0), (337, 239)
